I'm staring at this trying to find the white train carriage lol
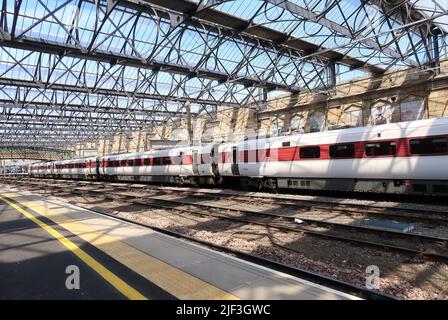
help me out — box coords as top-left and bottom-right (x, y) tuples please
(29, 162), (52, 178)
(53, 157), (97, 179)
(24, 119), (448, 195)
(98, 144), (219, 184)
(218, 118), (448, 194)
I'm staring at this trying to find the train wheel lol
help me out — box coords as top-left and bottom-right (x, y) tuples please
(262, 178), (278, 193)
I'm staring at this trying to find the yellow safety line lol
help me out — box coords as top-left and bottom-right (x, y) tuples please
(3, 192), (239, 300)
(0, 195), (147, 300)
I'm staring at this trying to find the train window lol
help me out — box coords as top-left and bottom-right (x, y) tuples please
(282, 141), (290, 147)
(127, 159), (134, 166)
(365, 141), (397, 156)
(162, 157), (171, 165)
(300, 147), (321, 159)
(243, 150), (249, 163)
(410, 137), (448, 154)
(143, 158), (150, 166)
(329, 144), (355, 158)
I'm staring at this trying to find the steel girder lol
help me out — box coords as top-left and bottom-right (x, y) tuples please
(0, 0), (446, 149)
(0, 146), (75, 160)
(136, 0), (389, 73)
(135, 0), (445, 70)
(0, 124), (140, 147)
(0, 0), (334, 91)
(0, 0), (443, 93)
(0, 101), (193, 117)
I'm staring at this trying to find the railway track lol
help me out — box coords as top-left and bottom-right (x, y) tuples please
(8, 176), (448, 225)
(5, 177), (448, 263)
(138, 189), (448, 225)
(92, 191), (448, 263)
(7, 178), (448, 223)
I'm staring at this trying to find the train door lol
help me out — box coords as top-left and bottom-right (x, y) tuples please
(95, 158), (100, 178)
(231, 146), (240, 175)
(192, 150), (199, 175)
(211, 144), (219, 176)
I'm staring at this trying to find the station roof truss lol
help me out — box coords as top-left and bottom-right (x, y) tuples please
(0, 145), (75, 160)
(0, 0), (446, 149)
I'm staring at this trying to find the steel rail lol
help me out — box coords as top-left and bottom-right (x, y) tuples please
(9, 179), (447, 263)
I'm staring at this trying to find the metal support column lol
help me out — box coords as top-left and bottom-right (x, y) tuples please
(185, 101), (193, 146)
(432, 28), (441, 74)
(328, 62), (337, 88)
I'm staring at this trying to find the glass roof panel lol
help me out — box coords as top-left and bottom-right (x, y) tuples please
(0, 0), (445, 147)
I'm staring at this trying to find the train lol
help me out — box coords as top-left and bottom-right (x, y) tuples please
(28, 118), (448, 196)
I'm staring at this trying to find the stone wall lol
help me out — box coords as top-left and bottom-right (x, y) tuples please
(258, 60), (448, 135)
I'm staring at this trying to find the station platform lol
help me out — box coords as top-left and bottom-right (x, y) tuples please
(0, 185), (357, 300)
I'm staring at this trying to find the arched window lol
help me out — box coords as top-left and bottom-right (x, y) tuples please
(343, 106), (363, 127)
(309, 112), (325, 132)
(270, 116), (285, 136)
(290, 115), (306, 134)
(170, 128), (187, 141)
(400, 98), (425, 122)
(371, 102), (392, 125)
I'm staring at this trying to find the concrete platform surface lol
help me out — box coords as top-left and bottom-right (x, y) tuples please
(0, 185), (358, 300)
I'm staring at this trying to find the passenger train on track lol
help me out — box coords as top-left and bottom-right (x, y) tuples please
(28, 118), (448, 196)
